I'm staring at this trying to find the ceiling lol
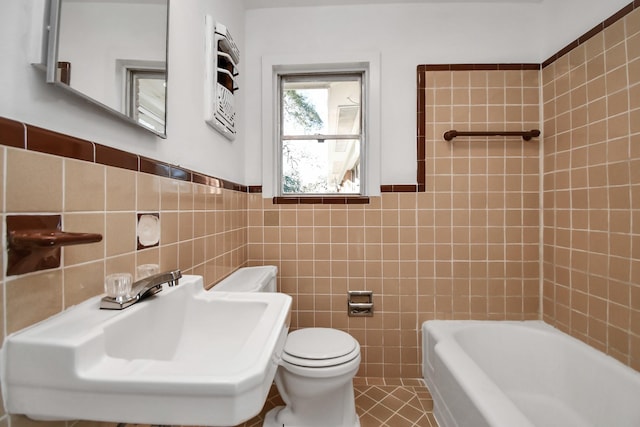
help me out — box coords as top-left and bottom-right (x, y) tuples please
(245, 0), (542, 9)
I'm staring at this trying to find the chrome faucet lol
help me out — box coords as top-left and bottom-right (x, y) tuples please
(100, 269), (182, 310)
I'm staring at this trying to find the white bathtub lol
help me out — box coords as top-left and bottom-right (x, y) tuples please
(422, 320), (640, 427)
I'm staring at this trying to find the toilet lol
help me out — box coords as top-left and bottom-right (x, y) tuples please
(212, 266), (361, 427)
(264, 327), (361, 427)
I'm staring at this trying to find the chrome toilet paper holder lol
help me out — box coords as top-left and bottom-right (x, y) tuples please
(348, 290), (374, 317)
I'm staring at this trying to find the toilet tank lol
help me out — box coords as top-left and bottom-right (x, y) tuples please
(210, 265), (277, 292)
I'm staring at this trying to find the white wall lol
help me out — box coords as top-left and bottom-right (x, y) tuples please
(243, 0), (631, 187)
(58, 1), (166, 113)
(539, 0), (633, 60)
(0, 0), (246, 183)
(0, 0), (632, 186)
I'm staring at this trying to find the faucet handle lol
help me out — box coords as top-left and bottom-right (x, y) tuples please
(166, 269), (182, 287)
(99, 269), (182, 310)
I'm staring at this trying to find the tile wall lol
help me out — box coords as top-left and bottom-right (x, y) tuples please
(542, 5), (640, 369)
(247, 67), (541, 378)
(1, 3), (640, 426)
(0, 117), (249, 427)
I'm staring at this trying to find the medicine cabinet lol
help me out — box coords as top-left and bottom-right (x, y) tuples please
(34, 0), (169, 138)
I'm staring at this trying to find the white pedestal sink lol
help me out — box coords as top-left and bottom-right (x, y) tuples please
(1, 275), (291, 426)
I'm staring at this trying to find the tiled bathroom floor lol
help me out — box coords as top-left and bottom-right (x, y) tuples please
(236, 377), (438, 427)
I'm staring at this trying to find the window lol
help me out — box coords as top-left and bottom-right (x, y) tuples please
(260, 54), (380, 199)
(278, 72), (364, 196)
(124, 67), (166, 135)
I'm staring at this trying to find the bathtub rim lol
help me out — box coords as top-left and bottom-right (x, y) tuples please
(423, 320), (545, 427)
(422, 320), (640, 427)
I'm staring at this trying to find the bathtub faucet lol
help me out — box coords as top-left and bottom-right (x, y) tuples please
(100, 269), (182, 310)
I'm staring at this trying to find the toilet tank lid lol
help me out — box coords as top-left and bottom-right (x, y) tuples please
(284, 328), (358, 360)
(211, 265), (277, 292)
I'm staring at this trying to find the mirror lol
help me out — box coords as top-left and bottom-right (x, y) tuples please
(44, 0), (169, 137)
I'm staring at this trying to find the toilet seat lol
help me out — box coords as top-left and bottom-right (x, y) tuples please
(282, 328), (360, 368)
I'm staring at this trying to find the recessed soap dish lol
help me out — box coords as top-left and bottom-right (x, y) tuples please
(137, 213), (160, 249)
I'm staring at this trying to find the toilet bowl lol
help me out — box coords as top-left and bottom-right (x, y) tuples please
(263, 327), (361, 427)
(212, 266), (361, 427)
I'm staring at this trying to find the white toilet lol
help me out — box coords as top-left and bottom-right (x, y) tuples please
(212, 266), (361, 427)
(264, 327), (361, 427)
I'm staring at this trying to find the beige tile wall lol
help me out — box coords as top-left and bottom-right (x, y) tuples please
(0, 146), (248, 426)
(542, 7), (640, 369)
(248, 68), (541, 378)
(3, 7), (639, 427)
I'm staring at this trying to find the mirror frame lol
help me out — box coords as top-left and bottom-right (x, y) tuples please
(43, 0), (169, 138)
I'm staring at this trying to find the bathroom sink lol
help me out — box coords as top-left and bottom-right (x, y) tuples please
(0, 275), (291, 426)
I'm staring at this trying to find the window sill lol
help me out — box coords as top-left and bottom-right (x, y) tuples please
(273, 196), (370, 205)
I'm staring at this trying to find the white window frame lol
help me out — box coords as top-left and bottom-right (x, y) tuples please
(261, 52), (381, 198)
(278, 71), (365, 196)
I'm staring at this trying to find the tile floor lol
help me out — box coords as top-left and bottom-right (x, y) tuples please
(236, 377), (438, 427)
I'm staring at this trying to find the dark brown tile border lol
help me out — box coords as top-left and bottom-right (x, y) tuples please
(192, 172), (216, 186)
(417, 160), (426, 185)
(95, 144), (138, 171)
(604, 2), (635, 28)
(170, 165), (192, 182)
(273, 196), (370, 205)
(0, 116), (248, 193)
(343, 197), (370, 204)
(381, 185), (418, 193)
(422, 64), (450, 71)
(192, 172), (238, 190)
(246, 185), (373, 202)
(26, 124), (94, 162)
(542, 1), (637, 68)
(240, 185), (381, 200)
(298, 197), (324, 204)
(272, 197), (299, 204)
(0, 117), (26, 149)
(577, 26), (603, 45)
(140, 156), (171, 178)
(423, 64), (540, 71)
(416, 65), (427, 193)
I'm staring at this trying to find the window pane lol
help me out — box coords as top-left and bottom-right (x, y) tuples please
(129, 71), (166, 134)
(282, 139), (360, 194)
(282, 75), (361, 137)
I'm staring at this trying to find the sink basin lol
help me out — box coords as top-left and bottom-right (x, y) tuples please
(1, 275), (291, 426)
